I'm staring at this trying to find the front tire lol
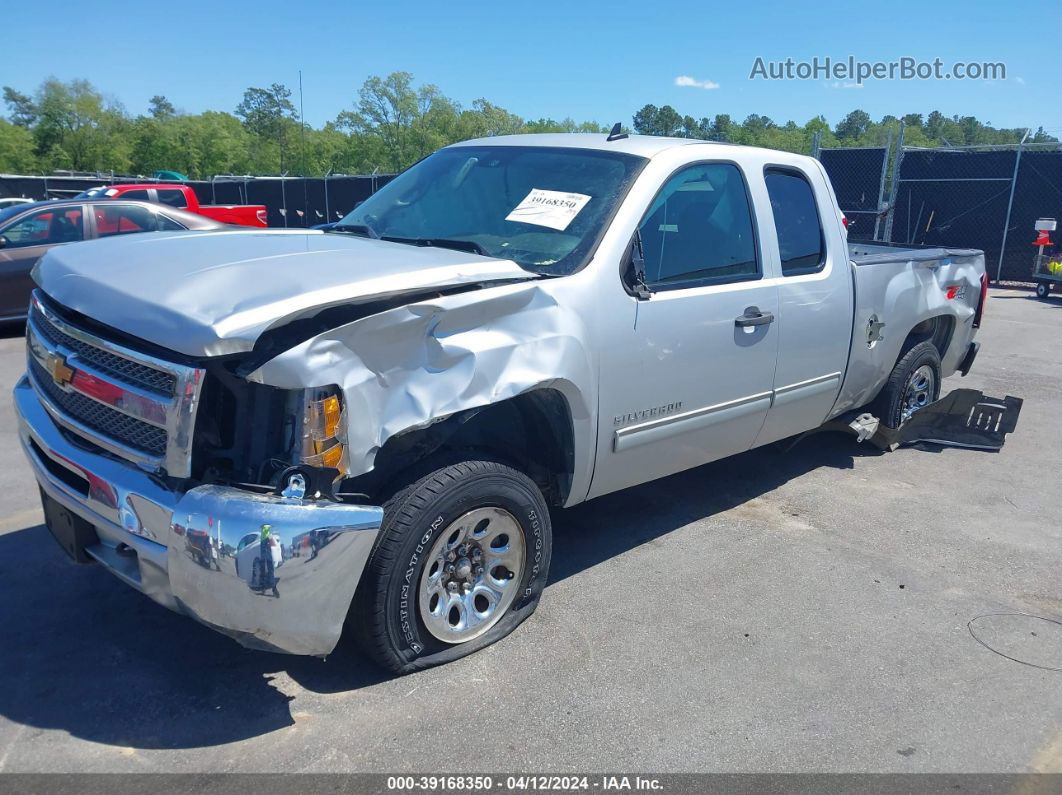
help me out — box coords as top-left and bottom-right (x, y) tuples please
(353, 460), (552, 674)
(1036, 282), (1051, 299)
(872, 340), (942, 429)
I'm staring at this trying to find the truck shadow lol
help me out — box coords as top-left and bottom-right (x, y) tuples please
(0, 430), (877, 750)
(549, 430), (873, 584)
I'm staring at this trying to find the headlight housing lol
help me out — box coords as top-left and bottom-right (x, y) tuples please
(297, 386), (347, 472)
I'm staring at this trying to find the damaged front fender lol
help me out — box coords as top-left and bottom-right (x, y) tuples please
(246, 281), (597, 502)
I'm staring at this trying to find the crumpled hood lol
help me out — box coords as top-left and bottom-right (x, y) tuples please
(34, 229), (534, 357)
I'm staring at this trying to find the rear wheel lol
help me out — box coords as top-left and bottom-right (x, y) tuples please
(1036, 282), (1051, 299)
(872, 341), (942, 429)
(353, 459), (552, 674)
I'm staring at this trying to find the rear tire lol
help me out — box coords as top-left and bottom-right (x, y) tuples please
(872, 341), (942, 429)
(353, 459), (552, 675)
(1036, 282), (1051, 299)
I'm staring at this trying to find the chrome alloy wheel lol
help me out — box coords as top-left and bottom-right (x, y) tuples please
(418, 507), (526, 644)
(901, 364), (936, 423)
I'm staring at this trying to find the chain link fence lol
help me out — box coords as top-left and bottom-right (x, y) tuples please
(0, 172), (395, 229)
(816, 129), (1062, 282)
(814, 137), (891, 243)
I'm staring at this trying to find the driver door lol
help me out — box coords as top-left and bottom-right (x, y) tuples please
(589, 162), (779, 498)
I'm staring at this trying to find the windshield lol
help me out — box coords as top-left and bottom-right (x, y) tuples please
(0, 203), (40, 226)
(337, 145), (646, 275)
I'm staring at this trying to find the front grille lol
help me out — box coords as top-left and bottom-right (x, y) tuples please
(30, 304), (176, 396)
(26, 291), (205, 477)
(29, 356), (168, 457)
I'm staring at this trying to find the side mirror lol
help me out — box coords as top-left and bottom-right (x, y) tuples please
(624, 231), (651, 300)
(0, 235), (8, 249)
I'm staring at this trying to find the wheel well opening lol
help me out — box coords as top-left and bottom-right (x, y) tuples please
(899, 315), (954, 360)
(344, 390), (576, 507)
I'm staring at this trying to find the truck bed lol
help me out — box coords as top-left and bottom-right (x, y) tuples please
(830, 242), (986, 419)
(848, 242), (984, 266)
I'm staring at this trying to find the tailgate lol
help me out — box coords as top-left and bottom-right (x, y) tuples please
(200, 205), (268, 227)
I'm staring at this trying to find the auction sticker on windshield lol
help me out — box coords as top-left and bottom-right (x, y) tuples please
(505, 189), (591, 231)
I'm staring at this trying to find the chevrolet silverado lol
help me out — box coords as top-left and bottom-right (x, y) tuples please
(15, 134), (986, 673)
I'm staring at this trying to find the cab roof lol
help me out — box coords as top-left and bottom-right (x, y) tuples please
(448, 132), (725, 159)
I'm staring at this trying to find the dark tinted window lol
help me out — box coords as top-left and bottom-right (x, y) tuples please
(157, 189), (187, 208)
(765, 169), (824, 275)
(120, 189), (151, 201)
(638, 163), (758, 287)
(156, 212), (186, 231)
(94, 204), (158, 237)
(1, 206), (84, 247)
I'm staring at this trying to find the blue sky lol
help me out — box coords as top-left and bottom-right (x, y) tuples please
(2, 0), (1058, 133)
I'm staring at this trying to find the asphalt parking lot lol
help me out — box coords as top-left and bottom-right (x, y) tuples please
(0, 287), (1059, 773)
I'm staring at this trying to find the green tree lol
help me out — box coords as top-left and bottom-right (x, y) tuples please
(709, 114), (734, 142)
(0, 119), (37, 171)
(458, 99), (524, 139)
(148, 95), (176, 119)
(5, 73), (1056, 179)
(31, 78), (130, 171)
(235, 83), (299, 173)
(336, 72), (452, 171)
(3, 87), (37, 128)
(835, 109), (872, 141)
(632, 104), (684, 137)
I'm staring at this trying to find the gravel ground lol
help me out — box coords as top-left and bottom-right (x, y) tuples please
(0, 287), (1059, 773)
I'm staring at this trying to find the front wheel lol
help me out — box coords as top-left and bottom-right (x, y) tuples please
(353, 460), (552, 674)
(1036, 282), (1052, 299)
(872, 341), (942, 429)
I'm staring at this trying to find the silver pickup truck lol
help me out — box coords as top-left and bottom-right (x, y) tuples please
(14, 133), (987, 673)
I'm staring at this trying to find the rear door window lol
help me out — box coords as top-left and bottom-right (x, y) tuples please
(156, 212), (186, 231)
(94, 204), (159, 237)
(119, 188), (152, 202)
(765, 168), (825, 275)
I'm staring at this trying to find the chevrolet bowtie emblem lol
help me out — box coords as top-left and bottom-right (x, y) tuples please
(47, 353), (75, 387)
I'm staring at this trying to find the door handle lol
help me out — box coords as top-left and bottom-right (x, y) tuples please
(735, 306), (774, 327)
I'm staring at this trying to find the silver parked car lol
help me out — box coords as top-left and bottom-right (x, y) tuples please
(0, 198), (226, 322)
(15, 134), (986, 673)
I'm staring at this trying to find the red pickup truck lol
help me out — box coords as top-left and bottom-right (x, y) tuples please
(79, 184), (268, 228)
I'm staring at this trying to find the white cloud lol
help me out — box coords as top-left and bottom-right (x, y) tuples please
(829, 81), (864, 90)
(675, 75), (720, 90)
(1015, 76), (1026, 84)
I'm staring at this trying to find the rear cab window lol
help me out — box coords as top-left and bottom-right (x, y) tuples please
(157, 189), (188, 209)
(764, 168), (825, 276)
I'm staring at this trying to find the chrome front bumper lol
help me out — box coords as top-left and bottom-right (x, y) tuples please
(14, 375), (383, 656)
